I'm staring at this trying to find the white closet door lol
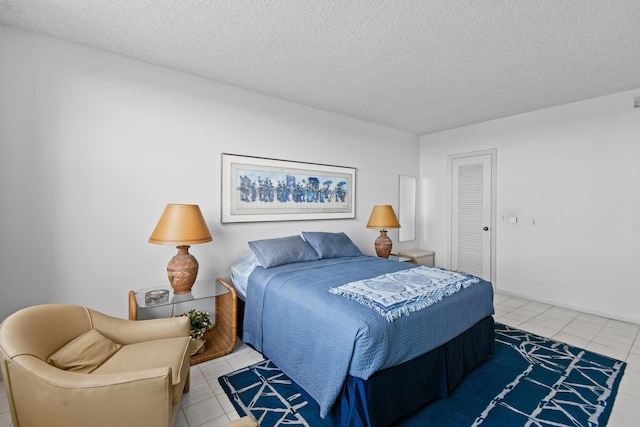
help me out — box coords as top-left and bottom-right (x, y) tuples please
(451, 154), (492, 280)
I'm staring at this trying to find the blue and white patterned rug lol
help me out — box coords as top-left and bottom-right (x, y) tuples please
(219, 323), (626, 426)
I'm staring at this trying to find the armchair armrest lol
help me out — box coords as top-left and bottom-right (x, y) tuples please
(6, 355), (175, 427)
(88, 309), (189, 345)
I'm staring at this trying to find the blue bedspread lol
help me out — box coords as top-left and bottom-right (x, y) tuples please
(243, 256), (494, 418)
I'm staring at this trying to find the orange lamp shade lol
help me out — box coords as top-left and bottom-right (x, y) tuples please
(149, 204), (212, 245)
(366, 205), (401, 230)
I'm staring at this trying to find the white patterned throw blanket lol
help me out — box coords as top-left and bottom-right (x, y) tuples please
(329, 266), (480, 321)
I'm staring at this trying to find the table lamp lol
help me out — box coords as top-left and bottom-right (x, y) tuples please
(366, 205), (400, 258)
(149, 204), (212, 294)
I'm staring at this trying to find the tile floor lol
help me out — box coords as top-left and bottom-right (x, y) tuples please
(1, 291), (639, 426)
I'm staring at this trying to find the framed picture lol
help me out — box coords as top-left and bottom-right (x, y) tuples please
(221, 154), (356, 223)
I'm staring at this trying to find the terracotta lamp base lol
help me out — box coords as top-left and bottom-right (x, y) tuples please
(374, 230), (393, 258)
(167, 245), (199, 294)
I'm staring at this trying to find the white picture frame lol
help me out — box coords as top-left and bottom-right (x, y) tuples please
(221, 154), (356, 223)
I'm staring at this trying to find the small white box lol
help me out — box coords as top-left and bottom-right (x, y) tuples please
(398, 249), (435, 267)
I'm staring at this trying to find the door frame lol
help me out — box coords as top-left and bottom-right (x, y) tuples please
(447, 149), (497, 285)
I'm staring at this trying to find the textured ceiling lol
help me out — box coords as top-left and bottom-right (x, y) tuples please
(1, 1), (639, 135)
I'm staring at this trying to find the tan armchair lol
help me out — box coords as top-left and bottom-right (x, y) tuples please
(0, 303), (191, 427)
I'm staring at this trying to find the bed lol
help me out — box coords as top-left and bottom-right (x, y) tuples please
(231, 232), (495, 427)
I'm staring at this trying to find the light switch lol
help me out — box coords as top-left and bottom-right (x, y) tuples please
(509, 217), (518, 224)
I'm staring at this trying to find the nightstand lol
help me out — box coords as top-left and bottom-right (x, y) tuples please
(398, 249), (435, 267)
(388, 254), (417, 263)
(128, 278), (237, 365)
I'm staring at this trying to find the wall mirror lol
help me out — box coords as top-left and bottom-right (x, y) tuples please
(398, 175), (416, 242)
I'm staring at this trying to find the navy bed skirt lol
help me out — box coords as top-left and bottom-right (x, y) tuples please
(330, 316), (495, 427)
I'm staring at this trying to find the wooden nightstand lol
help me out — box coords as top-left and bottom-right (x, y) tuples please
(128, 278), (237, 365)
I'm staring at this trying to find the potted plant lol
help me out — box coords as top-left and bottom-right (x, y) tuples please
(181, 309), (212, 355)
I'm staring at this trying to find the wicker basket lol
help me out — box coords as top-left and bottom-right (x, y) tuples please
(189, 337), (206, 356)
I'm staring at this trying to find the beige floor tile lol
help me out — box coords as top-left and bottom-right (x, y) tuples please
(181, 380), (216, 409)
(626, 353), (640, 366)
(546, 305), (580, 318)
(563, 319), (603, 340)
(516, 322), (560, 339)
(585, 341), (629, 361)
(492, 293), (512, 304)
(526, 314), (572, 331)
(174, 410), (189, 427)
(576, 312), (609, 326)
(183, 396), (226, 427)
(216, 392), (235, 414)
(496, 311), (532, 326)
(605, 319), (640, 333)
(198, 414), (235, 427)
(493, 307), (512, 318)
(497, 296), (530, 309)
(511, 307), (547, 319)
(521, 301), (553, 313)
(592, 334), (633, 352)
(552, 332), (591, 349)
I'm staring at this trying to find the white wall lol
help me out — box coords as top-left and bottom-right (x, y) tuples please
(420, 90), (640, 324)
(0, 26), (419, 322)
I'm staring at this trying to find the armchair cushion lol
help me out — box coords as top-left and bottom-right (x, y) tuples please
(47, 329), (122, 373)
(93, 336), (190, 404)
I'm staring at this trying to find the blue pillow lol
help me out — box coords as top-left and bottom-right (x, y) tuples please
(301, 232), (362, 259)
(248, 235), (319, 268)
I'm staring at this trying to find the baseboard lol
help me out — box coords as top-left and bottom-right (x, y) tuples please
(495, 288), (640, 326)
